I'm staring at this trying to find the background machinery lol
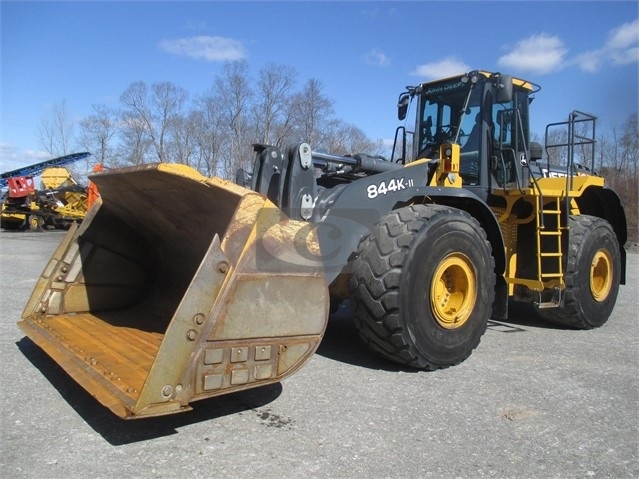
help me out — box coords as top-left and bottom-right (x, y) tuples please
(1, 152), (92, 230)
(17, 71), (626, 418)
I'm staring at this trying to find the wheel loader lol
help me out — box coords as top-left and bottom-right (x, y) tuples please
(18, 70), (627, 419)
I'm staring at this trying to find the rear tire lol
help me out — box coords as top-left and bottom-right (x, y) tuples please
(537, 215), (620, 329)
(349, 204), (495, 370)
(28, 214), (43, 232)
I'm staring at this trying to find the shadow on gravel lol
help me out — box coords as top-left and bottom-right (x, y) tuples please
(317, 301), (418, 372)
(15, 301), (569, 444)
(316, 311), (413, 372)
(16, 337), (282, 446)
(317, 300), (571, 370)
(498, 300), (573, 330)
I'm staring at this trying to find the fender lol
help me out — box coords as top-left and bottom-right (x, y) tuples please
(575, 185), (627, 284)
(312, 163), (507, 311)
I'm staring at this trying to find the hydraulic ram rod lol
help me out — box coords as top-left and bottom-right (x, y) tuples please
(312, 150), (401, 174)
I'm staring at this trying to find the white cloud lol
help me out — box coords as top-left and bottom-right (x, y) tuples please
(575, 18), (639, 72)
(0, 143), (50, 174)
(158, 36), (246, 62)
(602, 18), (638, 67)
(498, 34), (567, 75)
(574, 51), (600, 73)
(497, 20), (638, 75)
(410, 57), (470, 79)
(610, 46), (639, 66)
(364, 48), (390, 67)
(606, 18), (639, 51)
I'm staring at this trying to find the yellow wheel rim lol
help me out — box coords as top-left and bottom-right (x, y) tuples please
(590, 249), (613, 302)
(29, 216), (40, 228)
(430, 253), (476, 329)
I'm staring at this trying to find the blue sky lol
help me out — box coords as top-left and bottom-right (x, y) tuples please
(1, 0), (638, 173)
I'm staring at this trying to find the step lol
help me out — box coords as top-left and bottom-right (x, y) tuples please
(536, 300), (560, 309)
(540, 273), (563, 278)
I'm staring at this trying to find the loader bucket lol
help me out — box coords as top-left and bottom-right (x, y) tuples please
(18, 163), (329, 419)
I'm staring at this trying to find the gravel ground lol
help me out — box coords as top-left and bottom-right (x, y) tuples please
(1, 230), (637, 479)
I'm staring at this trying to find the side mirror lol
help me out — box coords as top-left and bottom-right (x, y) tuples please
(398, 93), (410, 121)
(529, 142), (543, 161)
(496, 75), (513, 103)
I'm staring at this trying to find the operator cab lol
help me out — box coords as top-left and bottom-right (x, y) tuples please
(399, 71), (542, 196)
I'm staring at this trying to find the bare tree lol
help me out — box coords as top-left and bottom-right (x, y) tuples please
(38, 99), (75, 157)
(324, 120), (384, 156)
(573, 116), (596, 168)
(119, 82), (153, 164)
(251, 63), (297, 147)
(620, 113), (638, 178)
(602, 125), (625, 179)
(595, 132), (610, 174)
(191, 95), (227, 177)
(543, 126), (568, 166)
(290, 78), (334, 149)
(212, 61), (254, 178)
(77, 104), (118, 169)
(609, 113), (639, 243)
(117, 112), (152, 166)
(152, 81), (188, 162)
(164, 115), (189, 166)
(119, 81), (188, 163)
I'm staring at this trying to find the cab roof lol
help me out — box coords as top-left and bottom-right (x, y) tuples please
(419, 70), (540, 93)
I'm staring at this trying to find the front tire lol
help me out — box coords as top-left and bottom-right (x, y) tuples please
(537, 215), (620, 329)
(349, 204), (495, 370)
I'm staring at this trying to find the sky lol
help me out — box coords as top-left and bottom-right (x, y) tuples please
(1, 0), (638, 173)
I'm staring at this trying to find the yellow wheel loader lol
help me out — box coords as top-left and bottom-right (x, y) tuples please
(18, 71), (627, 419)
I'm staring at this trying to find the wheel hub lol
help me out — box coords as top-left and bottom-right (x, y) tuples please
(430, 253), (476, 329)
(590, 249), (613, 302)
